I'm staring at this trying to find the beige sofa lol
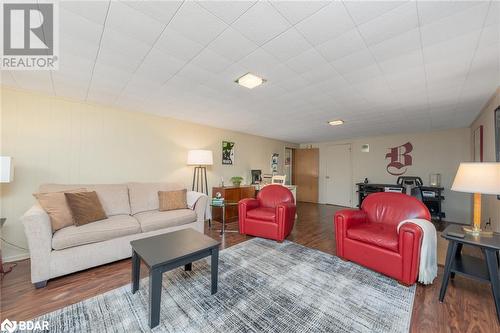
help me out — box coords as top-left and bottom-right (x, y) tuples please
(22, 182), (208, 288)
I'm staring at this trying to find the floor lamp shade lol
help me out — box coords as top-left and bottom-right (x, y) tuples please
(0, 156), (14, 183)
(187, 150), (213, 166)
(187, 150), (213, 195)
(451, 162), (500, 234)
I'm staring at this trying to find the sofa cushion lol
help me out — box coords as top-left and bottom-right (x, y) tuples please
(134, 209), (197, 233)
(65, 191), (107, 226)
(39, 184), (130, 216)
(52, 215), (140, 250)
(128, 182), (185, 215)
(246, 207), (276, 222)
(346, 223), (399, 252)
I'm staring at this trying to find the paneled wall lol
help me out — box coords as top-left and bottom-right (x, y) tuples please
(0, 87), (294, 261)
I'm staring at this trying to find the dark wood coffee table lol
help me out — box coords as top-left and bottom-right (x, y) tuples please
(130, 228), (221, 328)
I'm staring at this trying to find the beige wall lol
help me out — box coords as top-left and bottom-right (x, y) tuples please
(0, 87), (294, 261)
(302, 128), (472, 224)
(470, 87), (500, 232)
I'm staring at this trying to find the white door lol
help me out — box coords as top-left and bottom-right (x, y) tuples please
(325, 144), (352, 207)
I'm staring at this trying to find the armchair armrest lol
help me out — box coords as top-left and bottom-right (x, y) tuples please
(21, 204), (53, 284)
(238, 198), (260, 234)
(398, 222), (424, 284)
(276, 202), (296, 241)
(334, 209), (368, 258)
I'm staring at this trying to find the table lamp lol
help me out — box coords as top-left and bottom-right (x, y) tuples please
(187, 150), (213, 195)
(451, 162), (500, 235)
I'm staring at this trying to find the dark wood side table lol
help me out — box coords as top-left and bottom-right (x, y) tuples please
(439, 224), (500, 322)
(130, 229), (220, 329)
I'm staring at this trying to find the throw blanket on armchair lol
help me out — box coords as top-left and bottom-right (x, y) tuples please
(397, 219), (437, 285)
(187, 191), (211, 220)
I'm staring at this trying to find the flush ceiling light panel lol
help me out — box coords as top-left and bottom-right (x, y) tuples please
(235, 73), (266, 89)
(328, 120), (344, 126)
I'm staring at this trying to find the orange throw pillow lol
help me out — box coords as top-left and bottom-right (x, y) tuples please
(158, 189), (188, 211)
(33, 189), (86, 232)
(65, 191), (107, 226)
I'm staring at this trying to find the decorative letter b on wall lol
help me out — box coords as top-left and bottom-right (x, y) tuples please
(386, 142), (413, 176)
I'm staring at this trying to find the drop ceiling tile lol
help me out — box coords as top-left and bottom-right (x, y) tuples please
(285, 48), (327, 74)
(52, 78), (88, 100)
(176, 63), (218, 85)
(295, 3), (355, 46)
(485, 1), (500, 26)
(369, 28), (421, 63)
(262, 29), (311, 62)
(315, 29), (366, 63)
(169, 2), (227, 46)
(378, 50), (424, 74)
(196, 0), (256, 25)
(343, 64), (384, 84)
(59, 8), (103, 56)
(417, 1), (482, 26)
(191, 48), (233, 74)
(0, 71), (18, 87)
(10, 71), (54, 95)
(106, 1), (165, 46)
(232, 1), (290, 46)
(207, 27), (258, 63)
(155, 28), (204, 62)
(91, 62), (132, 91)
(331, 49), (376, 74)
(271, 0), (329, 25)
(423, 30), (479, 65)
(344, 1), (406, 25)
(420, 2), (489, 47)
(122, 1), (182, 24)
(134, 47), (186, 83)
(300, 64), (340, 84)
(358, 2), (418, 46)
(237, 48), (280, 76)
(60, 0), (109, 25)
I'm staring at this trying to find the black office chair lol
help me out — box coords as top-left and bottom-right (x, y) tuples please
(397, 176), (423, 201)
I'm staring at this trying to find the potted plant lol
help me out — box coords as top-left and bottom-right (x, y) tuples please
(230, 176), (243, 187)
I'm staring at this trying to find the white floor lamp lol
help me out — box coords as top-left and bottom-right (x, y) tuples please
(187, 150), (213, 195)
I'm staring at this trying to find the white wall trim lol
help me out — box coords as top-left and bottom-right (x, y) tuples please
(3, 251), (29, 263)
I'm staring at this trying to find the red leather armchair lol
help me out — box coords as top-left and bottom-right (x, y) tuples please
(334, 192), (431, 285)
(239, 185), (296, 242)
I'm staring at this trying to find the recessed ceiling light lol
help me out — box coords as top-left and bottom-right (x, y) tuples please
(328, 120), (344, 126)
(235, 73), (266, 89)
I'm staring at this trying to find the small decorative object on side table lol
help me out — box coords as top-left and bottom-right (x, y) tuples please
(439, 224), (500, 322)
(130, 229), (220, 329)
(210, 200), (239, 235)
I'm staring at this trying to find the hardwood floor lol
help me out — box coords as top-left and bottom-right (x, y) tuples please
(1, 202), (498, 332)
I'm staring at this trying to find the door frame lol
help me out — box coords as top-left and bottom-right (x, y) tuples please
(323, 143), (353, 207)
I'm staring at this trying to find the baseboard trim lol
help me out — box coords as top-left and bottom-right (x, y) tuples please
(3, 252), (29, 263)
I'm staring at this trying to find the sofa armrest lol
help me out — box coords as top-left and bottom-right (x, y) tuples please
(21, 205), (53, 284)
(334, 209), (368, 258)
(238, 198), (260, 234)
(189, 192), (209, 223)
(398, 222), (424, 284)
(276, 203), (296, 241)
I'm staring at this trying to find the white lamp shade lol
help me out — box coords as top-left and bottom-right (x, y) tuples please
(187, 150), (213, 166)
(0, 156), (14, 183)
(451, 162), (500, 195)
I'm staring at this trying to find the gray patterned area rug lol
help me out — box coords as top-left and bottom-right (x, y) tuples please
(33, 238), (415, 333)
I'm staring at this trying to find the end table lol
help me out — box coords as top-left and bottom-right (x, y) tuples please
(0, 218), (13, 275)
(439, 224), (500, 322)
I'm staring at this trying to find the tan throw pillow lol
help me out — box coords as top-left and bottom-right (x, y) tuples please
(33, 189), (86, 232)
(158, 189), (188, 211)
(65, 191), (107, 226)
